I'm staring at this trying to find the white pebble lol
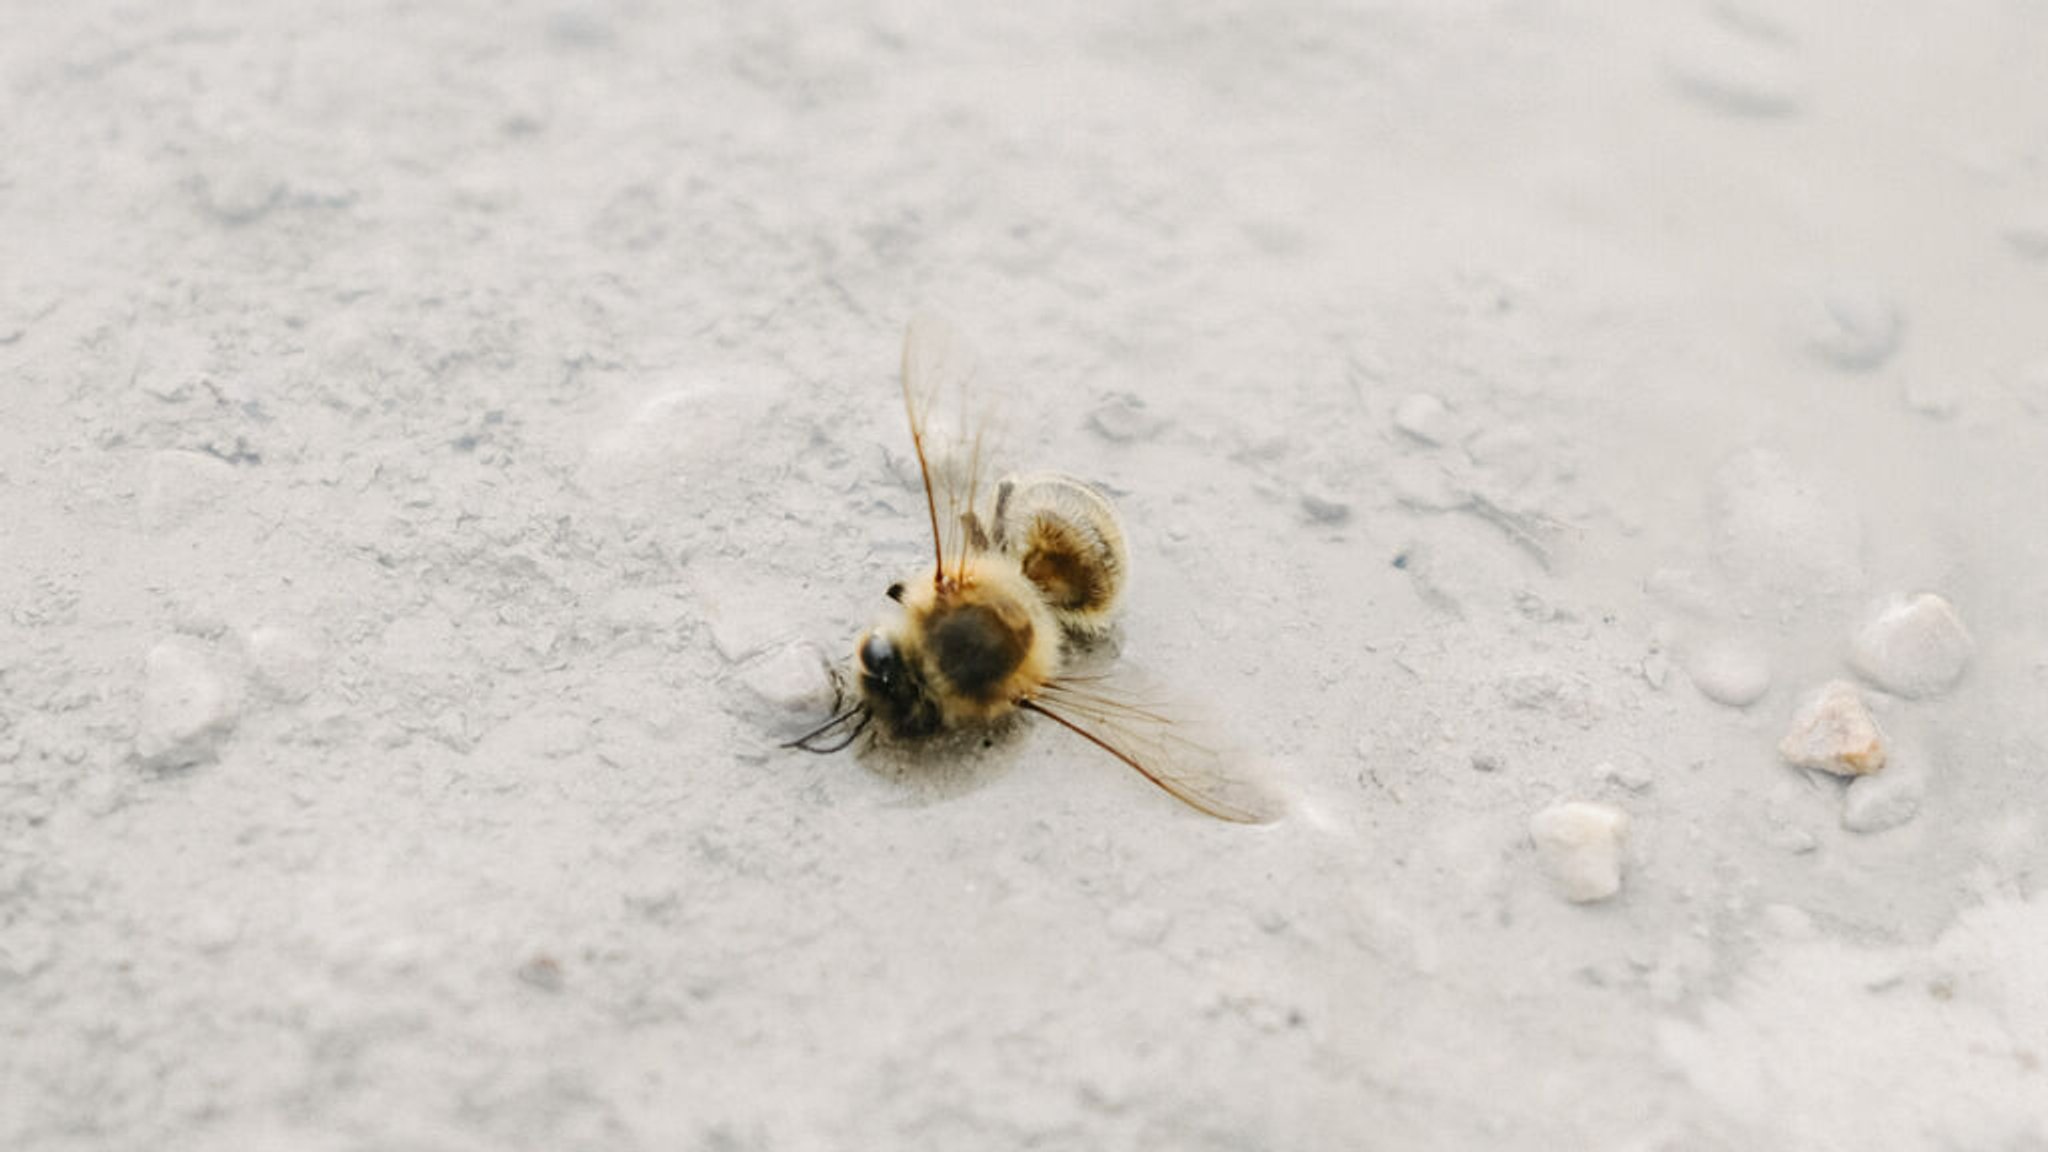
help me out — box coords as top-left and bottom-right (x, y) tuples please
(2017, 355), (2048, 416)
(1597, 761), (1655, 792)
(197, 163), (283, 225)
(1902, 375), (1960, 419)
(246, 625), (323, 702)
(136, 640), (238, 769)
(1841, 754), (1925, 833)
(1778, 680), (1885, 776)
(2004, 217), (2048, 262)
(1386, 458), (1465, 511)
(1802, 285), (1902, 372)
(1684, 637), (1771, 707)
(1298, 486), (1351, 524)
(140, 449), (236, 529)
(1848, 593), (1973, 699)
(1663, 23), (1805, 118)
(736, 641), (838, 737)
(1086, 393), (1165, 443)
(1644, 567), (1726, 618)
(1529, 801), (1629, 903)
(1391, 393), (1457, 446)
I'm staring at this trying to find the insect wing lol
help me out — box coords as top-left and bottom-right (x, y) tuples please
(1028, 669), (1287, 824)
(900, 314), (1005, 586)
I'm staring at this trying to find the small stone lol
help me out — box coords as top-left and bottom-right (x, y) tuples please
(1641, 651), (1671, 689)
(1802, 285), (1902, 372)
(1848, 593), (1973, 699)
(197, 163), (284, 225)
(247, 625), (323, 702)
(736, 641), (837, 737)
(1086, 394), (1165, 443)
(1299, 486), (1351, 524)
(1777, 680), (1885, 776)
(1470, 751), (1504, 773)
(1760, 903), (1815, 939)
(140, 450), (236, 529)
(1597, 761), (1654, 792)
(546, 3), (616, 47)
(136, 640), (238, 769)
(692, 565), (795, 664)
(1841, 754), (1925, 833)
(1106, 903), (1172, 945)
(1643, 567), (1725, 618)
(1664, 24), (1804, 118)
(189, 910), (242, 954)
(1529, 801), (1629, 903)
(2017, 355), (2048, 416)
(516, 953), (565, 992)
(1684, 637), (1771, 707)
(2004, 218), (2048, 262)
(1386, 458), (1465, 511)
(1902, 375), (1960, 419)
(1391, 393), (1457, 445)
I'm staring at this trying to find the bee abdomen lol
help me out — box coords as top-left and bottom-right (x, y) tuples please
(993, 473), (1127, 632)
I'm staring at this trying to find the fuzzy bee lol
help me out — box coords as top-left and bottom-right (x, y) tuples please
(789, 316), (1281, 823)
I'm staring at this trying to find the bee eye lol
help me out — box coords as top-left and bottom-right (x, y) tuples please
(886, 582), (905, 602)
(860, 634), (901, 681)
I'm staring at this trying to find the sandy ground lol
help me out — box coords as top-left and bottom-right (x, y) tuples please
(4, 2), (2047, 1149)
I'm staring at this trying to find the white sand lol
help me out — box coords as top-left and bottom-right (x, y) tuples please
(3, 2), (2045, 1148)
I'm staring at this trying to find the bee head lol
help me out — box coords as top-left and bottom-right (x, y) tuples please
(856, 628), (940, 738)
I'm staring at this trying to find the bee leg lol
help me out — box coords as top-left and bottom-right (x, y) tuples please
(990, 478), (1017, 549)
(960, 510), (991, 553)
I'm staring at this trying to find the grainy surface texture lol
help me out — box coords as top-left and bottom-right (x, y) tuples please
(4, 2), (2046, 1149)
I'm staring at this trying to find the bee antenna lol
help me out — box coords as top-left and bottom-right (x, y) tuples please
(783, 705), (870, 754)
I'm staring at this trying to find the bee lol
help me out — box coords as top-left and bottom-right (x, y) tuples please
(788, 315), (1282, 824)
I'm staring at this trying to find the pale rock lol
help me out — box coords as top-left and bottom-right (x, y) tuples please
(1529, 801), (1629, 903)
(692, 563), (796, 664)
(1463, 424), (1541, 487)
(1086, 393), (1165, 443)
(1778, 680), (1885, 776)
(247, 625), (323, 702)
(1848, 593), (1973, 698)
(1298, 485), (1351, 524)
(1664, 22), (1805, 118)
(1760, 903), (1816, 940)
(1902, 375), (1960, 419)
(2017, 355), (2048, 415)
(1597, 761), (1654, 791)
(2004, 217), (2048, 262)
(1802, 284), (1903, 371)
(141, 450), (236, 529)
(1685, 637), (1771, 707)
(197, 163), (284, 225)
(137, 640), (239, 768)
(736, 641), (838, 737)
(1841, 752), (1926, 833)
(1387, 458), (1465, 512)
(1391, 393), (1457, 446)
(1644, 567), (1726, 618)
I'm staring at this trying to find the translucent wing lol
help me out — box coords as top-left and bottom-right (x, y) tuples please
(1025, 668), (1288, 824)
(900, 314), (1002, 590)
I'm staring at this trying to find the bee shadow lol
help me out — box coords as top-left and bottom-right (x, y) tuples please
(855, 717), (1031, 810)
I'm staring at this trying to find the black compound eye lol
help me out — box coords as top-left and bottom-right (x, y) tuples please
(859, 633), (901, 682)
(885, 581), (905, 602)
